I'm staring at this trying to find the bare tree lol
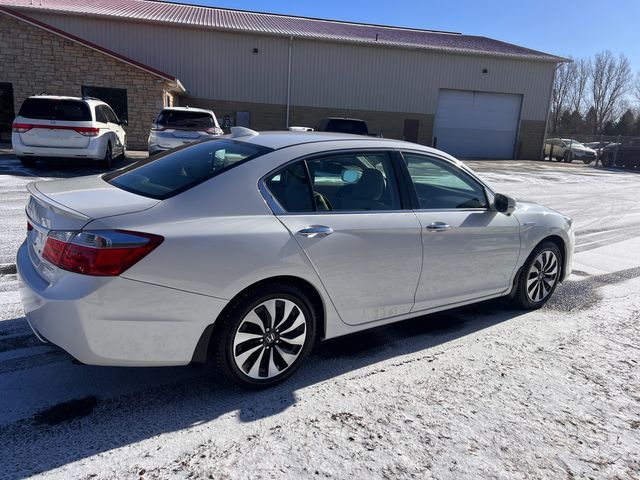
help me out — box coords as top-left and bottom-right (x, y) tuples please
(550, 60), (576, 133)
(568, 58), (591, 114)
(590, 51), (632, 133)
(633, 72), (640, 105)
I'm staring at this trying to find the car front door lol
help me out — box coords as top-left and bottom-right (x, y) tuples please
(400, 152), (521, 311)
(265, 151), (423, 326)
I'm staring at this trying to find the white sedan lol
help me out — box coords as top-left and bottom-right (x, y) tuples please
(17, 128), (574, 388)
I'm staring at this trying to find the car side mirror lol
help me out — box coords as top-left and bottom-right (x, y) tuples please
(494, 193), (516, 215)
(119, 119), (128, 126)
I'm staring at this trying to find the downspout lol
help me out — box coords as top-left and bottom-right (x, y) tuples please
(286, 36), (293, 129)
(541, 64), (560, 159)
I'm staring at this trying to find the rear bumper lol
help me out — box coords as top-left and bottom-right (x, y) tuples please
(12, 133), (106, 160)
(16, 241), (228, 366)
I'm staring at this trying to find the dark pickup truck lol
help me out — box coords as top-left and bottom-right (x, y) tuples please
(314, 117), (382, 137)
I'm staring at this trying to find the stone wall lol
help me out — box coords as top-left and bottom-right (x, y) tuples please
(0, 12), (174, 150)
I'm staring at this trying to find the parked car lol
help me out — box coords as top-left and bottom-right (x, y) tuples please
(17, 128), (574, 388)
(12, 95), (127, 168)
(600, 138), (640, 168)
(543, 138), (597, 164)
(314, 117), (382, 137)
(148, 107), (223, 155)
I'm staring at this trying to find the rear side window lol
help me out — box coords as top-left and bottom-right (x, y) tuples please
(105, 139), (272, 200)
(156, 110), (215, 129)
(18, 99), (91, 121)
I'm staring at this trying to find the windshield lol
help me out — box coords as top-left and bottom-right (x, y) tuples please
(156, 110), (216, 129)
(105, 139), (272, 199)
(19, 98), (91, 121)
(563, 140), (585, 148)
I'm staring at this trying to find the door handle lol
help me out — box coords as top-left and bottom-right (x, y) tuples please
(425, 222), (451, 232)
(297, 226), (334, 238)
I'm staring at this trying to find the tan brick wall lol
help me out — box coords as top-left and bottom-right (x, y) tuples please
(185, 96), (435, 145)
(0, 12), (173, 150)
(517, 119), (546, 160)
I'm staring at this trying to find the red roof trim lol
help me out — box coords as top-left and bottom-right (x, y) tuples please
(0, 6), (180, 84)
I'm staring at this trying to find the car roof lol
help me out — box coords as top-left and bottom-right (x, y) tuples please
(229, 129), (452, 156)
(26, 95), (106, 106)
(323, 117), (365, 122)
(161, 107), (215, 115)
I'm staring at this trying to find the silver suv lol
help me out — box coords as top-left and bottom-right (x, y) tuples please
(148, 107), (223, 155)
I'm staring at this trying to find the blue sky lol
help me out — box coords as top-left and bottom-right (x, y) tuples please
(173, 0), (640, 71)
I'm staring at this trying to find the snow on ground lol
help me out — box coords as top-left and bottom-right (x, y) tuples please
(0, 155), (638, 479)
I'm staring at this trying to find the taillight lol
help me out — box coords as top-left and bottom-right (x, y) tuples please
(12, 123), (33, 133)
(74, 127), (100, 137)
(27, 221), (33, 231)
(42, 230), (163, 276)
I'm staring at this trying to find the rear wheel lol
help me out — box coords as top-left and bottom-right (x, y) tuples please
(18, 156), (36, 167)
(563, 151), (573, 163)
(513, 242), (562, 309)
(601, 153), (613, 167)
(102, 143), (113, 169)
(214, 283), (317, 389)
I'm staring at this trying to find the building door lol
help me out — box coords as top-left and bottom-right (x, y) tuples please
(433, 89), (522, 159)
(403, 119), (420, 143)
(0, 83), (15, 143)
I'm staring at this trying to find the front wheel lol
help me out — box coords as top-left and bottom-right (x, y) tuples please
(214, 283), (317, 389)
(513, 242), (562, 309)
(18, 156), (36, 167)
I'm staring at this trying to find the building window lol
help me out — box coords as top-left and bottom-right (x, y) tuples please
(81, 86), (128, 121)
(0, 82), (15, 142)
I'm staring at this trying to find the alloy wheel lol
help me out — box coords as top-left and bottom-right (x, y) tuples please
(232, 298), (307, 380)
(526, 250), (559, 303)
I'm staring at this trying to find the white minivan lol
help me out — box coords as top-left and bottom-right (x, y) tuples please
(12, 95), (127, 168)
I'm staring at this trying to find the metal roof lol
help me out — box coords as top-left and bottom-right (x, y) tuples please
(2, 0), (566, 62)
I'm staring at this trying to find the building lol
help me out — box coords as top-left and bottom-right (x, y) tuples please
(0, 0), (566, 158)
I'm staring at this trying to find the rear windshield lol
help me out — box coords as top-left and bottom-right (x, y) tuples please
(105, 139), (272, 199)
(156, 110), (215, 129)
(324, 119), (367, 135)
(18, 98), (91, 121)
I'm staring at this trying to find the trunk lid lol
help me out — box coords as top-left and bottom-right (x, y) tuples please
(17, 120), (92, 149)
(24, 176), (160, 283)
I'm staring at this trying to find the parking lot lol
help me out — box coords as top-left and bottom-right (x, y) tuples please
(0, 152), (639, 479)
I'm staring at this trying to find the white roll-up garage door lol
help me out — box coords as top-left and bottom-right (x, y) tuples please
(433, 89), (522, 159)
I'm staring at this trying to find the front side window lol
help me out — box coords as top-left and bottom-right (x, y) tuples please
(403, 153), (488, 209)
(106, 139), (272, 199)
(266, 152), (401, 212)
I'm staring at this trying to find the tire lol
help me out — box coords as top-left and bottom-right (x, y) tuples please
(563, 151), (573, 163)
(582, 158), (593, 165)
(213, 282), (317, 389)
(601, 153), (613, 167)
(102, 142), (113, 169)
(512, 241), (562, 310)
(18, 156), (36, 167)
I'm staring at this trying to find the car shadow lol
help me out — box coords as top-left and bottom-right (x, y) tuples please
(0, 153), (140, 179)
(1, 267), (639, 478)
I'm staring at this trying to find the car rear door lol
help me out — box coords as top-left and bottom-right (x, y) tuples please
(399, 151), (521, 311)
(265, 150), (422, 326)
